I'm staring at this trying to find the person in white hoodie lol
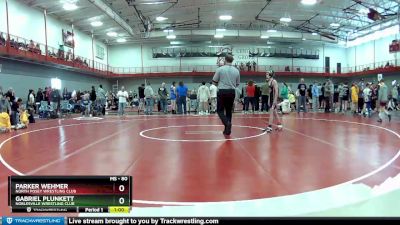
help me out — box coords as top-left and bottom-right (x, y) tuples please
(197, 81), (210, 115)
(117, 86), (128, 116)
(209, 82), (218, 113)
(144, 82), (154, 115)
(363, 83), (372, 117)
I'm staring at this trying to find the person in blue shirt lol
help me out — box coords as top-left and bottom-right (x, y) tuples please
(176, 81), (188, 114)
(311, 81), (319, 112)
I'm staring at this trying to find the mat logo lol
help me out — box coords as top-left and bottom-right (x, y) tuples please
(6, 217), (13, 224)
(27, 207), (32, 212)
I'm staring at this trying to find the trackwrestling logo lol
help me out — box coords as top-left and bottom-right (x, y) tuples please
(2, 217), (65, 225)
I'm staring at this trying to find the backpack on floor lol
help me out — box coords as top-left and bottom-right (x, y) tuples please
(279, 99), (291, 114)
(28, 113), (35, 123)
(49, 111), (58, 119)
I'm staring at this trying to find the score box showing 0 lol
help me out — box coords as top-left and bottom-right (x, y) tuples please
(11, 195), (123, 207)
(8, 176), (132, 212)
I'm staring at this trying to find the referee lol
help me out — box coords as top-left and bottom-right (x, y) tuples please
(212, 54), (240, 136)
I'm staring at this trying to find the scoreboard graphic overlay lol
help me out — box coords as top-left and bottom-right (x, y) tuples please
(8, 176), (132, 213)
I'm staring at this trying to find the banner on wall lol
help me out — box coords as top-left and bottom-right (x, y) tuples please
(96, 44), (105, 60)
(389, 40), (400, 53)
(62, 29), (74, 48)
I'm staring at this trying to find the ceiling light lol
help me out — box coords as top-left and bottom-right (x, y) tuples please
(107, 32), (118, 37)
(330, 23), (340, 27)
(170, 41), (183, 45)
(117, 38), (126, 43)
(91, 21), (103, 27)
(214, 34), (224, 38)
(163, 29), (174, 33)
(267, 46), (272, 48)
(301, 0), (317, 5)
(219, 15), (232, 21)
(156, 16), (168, 22)
(63, 3), (78, 11)
(302, 38), (306, 41)
(260, 35), (269, 39)
(216, 28), (226, 32)
(280, 17), (292, 23)
(267, 29), (277, 33)
(166, 34), (176, 39)
(312, 32), (318, 35)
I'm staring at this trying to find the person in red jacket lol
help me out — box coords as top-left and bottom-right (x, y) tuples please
(245, 80), (256, 113)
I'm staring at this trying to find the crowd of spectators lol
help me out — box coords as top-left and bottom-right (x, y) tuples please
(0, 77), (397, 132)
(0, 32), (90, 68)
(117, 81), (218, 116)
(235, 61), (257, 71)
(0, 87), (31, 132)
(48, 46), (89, 67)
(0, 32), (42, 55)
(0, 84), (109, 133)
(273, 78), (398, 121)
(237, 77), (398, 121)
(109, 77), (398, 121)
(0, 32), (5, 46)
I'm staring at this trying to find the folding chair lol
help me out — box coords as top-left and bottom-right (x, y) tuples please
(39, 101), (51, 119)
(60, 100), (72, 118)
(80, 100), (91, 117)
(92, 99), (103, 116)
